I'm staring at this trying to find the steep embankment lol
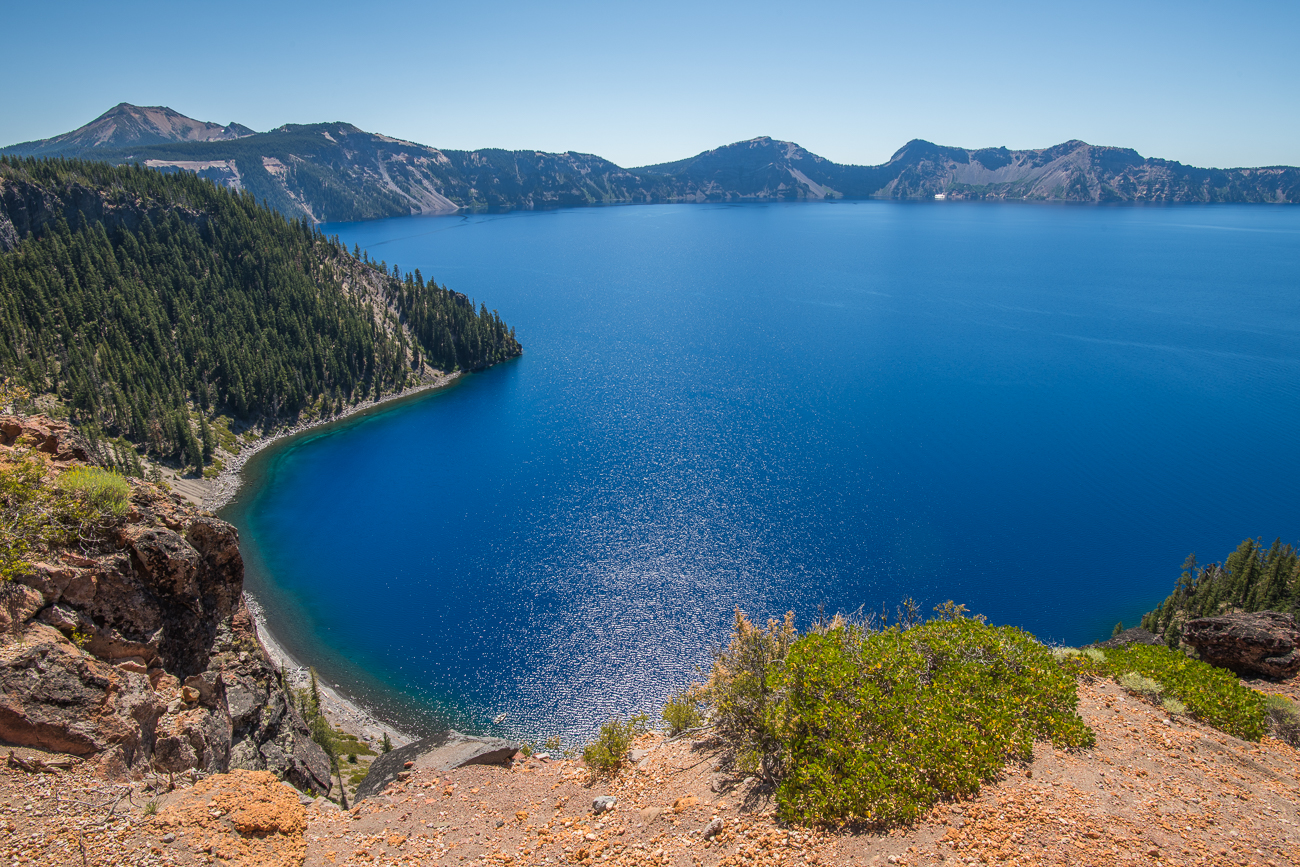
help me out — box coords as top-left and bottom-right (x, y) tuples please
(0, 415), (332, 794)
(0, 157), (521, 477)
(7, 119), (666, 223)
(3, 677), (1297, 866)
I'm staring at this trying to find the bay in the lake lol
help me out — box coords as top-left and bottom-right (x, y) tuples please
(219, 201), (1300, 744)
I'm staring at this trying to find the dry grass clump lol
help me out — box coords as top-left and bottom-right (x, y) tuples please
(57, 466), (130, 517)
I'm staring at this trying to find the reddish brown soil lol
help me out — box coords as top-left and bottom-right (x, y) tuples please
(3, 680), (1298, 867)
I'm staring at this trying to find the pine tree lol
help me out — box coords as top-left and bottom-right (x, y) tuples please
(310, 667), (322, 716)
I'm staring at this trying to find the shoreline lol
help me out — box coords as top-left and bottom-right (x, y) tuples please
(197, 370), (463, 512)
(201, 375), (466, 752)
(244, 594), (417, 751)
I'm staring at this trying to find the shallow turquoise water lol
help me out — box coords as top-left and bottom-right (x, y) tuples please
(221, 201), (1300, 744)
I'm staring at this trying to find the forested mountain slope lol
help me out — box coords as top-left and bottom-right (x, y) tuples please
(0, 157), (521, 469)
(7, 106), (1296, 223)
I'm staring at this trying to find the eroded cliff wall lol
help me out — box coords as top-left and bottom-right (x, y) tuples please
(0, 415), (331, 793)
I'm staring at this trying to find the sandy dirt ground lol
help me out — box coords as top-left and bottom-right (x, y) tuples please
(4, 678), (1297, 867)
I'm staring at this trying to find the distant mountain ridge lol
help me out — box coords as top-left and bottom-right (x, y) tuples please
(635, 136), (1300, 205)
(4, 105), (1296, 221)
(5, 103), (253, 158)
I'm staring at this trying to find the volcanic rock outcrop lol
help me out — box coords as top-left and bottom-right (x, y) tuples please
(1182, 610), (1300, 679)
(0, 416), (331, 793)
(354, 731), (521, 802)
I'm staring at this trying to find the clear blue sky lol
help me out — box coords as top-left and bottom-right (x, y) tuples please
(4, 0), (1296, 168)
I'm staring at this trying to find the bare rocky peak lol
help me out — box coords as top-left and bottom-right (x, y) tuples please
(2, 103), (254, 157)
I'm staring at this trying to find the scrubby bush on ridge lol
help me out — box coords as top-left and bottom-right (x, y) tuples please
(705, 609), (797, 781)
(668, 604), (1094, 827)
(774, 614), (1093, 826)
(1265, 695), (1300, 746)
(1, 454), (134, 578)
(662, 686), (704, 735)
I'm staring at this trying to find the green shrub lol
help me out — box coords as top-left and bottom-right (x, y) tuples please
(1161, 697), (1187, 715)
(332, 730), (376, 758)
(774, 616), (1093, 827)
(583, 714), (649, 775)
(1101, 644), (1268, 741)
(662, 687), (704, 735)
(0, 456), (47, 581)
(57, 467), (130, 518)
(1266, 695), (1300, 746)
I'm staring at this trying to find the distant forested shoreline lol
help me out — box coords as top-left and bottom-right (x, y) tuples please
(0, 156), (521, 473)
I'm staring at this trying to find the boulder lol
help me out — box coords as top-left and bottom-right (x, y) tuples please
(0, 414), (90, 461)
(354, 731), (521, 802)
(0, 623), (162, 761)
(1182, 611), (1300, 678)
(0, 582), (45, 634)
(152, 769), (308, 866)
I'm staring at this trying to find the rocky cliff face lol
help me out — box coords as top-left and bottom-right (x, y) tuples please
(637, 136), (1300, 204)
(0, 415), (331, 793)
(0, 168), (210, 253)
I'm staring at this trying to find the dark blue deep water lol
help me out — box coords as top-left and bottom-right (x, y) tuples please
(221, 202), (1300, 744)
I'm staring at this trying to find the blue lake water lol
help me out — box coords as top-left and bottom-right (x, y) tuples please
(220, 201), (1300, 744)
